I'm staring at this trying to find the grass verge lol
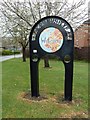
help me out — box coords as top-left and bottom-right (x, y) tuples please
(2, 58), (88, 118)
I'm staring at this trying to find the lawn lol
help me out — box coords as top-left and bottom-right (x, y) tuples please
(2, 58), (88, 118)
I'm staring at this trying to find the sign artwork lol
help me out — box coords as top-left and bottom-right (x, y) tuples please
(39, 27), (63, 53)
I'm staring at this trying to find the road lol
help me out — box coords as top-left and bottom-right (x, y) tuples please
(0, 54), (22, 62)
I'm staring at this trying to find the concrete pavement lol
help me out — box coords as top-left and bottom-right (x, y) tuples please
(0, 54), (22, 62)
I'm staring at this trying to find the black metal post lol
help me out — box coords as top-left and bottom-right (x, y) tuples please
(30, 59), (39, 97)
(64, 61), (73, 101)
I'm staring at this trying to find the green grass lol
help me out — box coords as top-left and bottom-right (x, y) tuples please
(2, 58), (88, 118)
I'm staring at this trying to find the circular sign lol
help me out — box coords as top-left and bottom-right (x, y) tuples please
(39, 27), (63, 53)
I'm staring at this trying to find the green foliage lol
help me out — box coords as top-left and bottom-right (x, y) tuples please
(2, 50), (13, 55)
(2, 50), (20, 55)
(14, 50), (20, 54)
(2, 59), (88, 118)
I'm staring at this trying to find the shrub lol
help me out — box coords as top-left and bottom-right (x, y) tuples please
(2, 50), (13, 55)
(14, 50), (20, 54)
(2, 50), (20, 55)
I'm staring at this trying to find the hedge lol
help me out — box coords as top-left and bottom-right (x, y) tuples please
(2, 50), (20, 55)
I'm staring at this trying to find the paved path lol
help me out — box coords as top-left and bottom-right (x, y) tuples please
(0, 54), (22, 62)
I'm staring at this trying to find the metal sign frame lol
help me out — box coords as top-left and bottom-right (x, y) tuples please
(29, 16), (74, 101)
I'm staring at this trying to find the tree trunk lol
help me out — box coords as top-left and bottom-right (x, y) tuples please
(22, 47), (26, 62)
(44, 55), (50, 68)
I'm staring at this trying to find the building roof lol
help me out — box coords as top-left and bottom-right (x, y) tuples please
(83, 19), (90, 24)
(75, 19), (90, 31)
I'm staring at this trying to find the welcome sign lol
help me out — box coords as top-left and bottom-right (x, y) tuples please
(39, 27), (63, 53)
(29, 16), (74, 101)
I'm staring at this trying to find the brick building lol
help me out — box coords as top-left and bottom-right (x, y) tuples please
(74, 20), (90, 60)
(74, 19), (89, 48)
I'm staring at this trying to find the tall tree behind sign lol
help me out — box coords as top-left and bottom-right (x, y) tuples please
(0, 0), (88, 64)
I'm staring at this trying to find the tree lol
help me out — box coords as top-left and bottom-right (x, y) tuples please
(0, 0), (88, 64)
(0, 1), (31, 62)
